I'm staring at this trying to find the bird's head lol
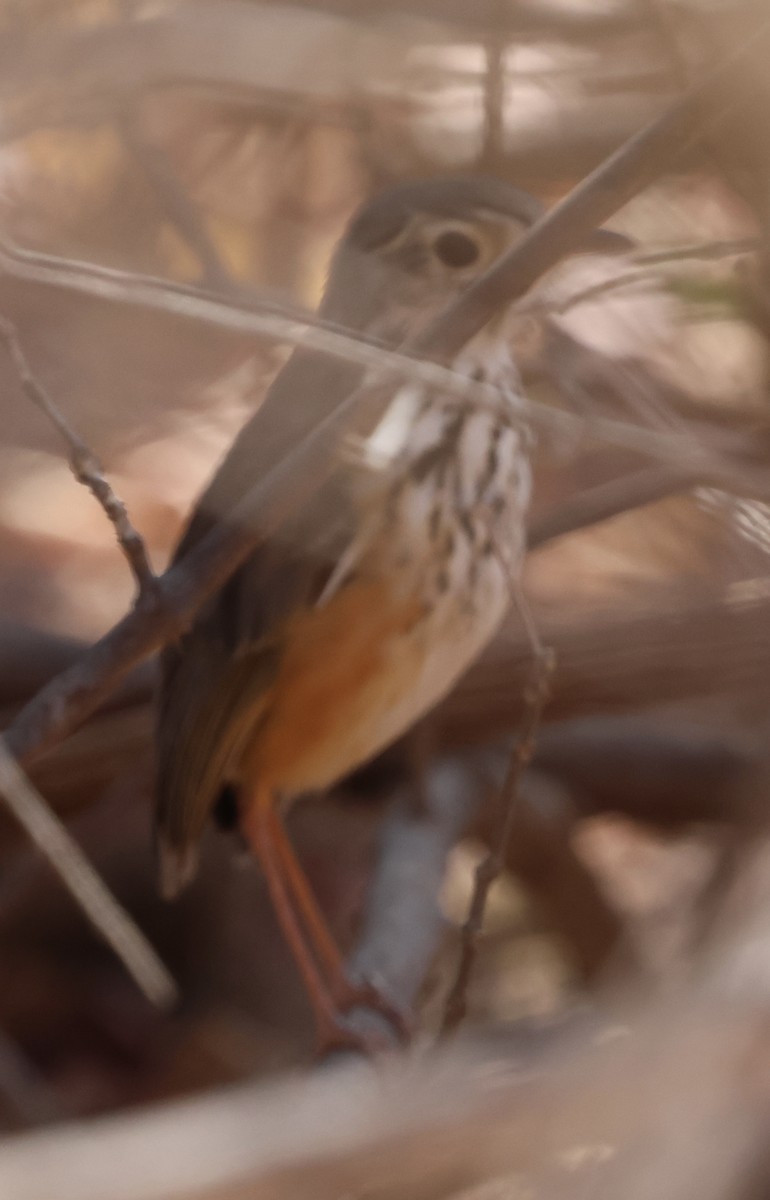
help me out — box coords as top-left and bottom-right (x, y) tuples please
(322, 176), (541, 343)
(321, 175), (627, 346)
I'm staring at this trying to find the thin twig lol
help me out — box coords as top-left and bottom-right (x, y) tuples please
(0, 233), (733, 468)
(0, 738), (177, 1008)
(440, 644), (553, 1036)
(440, 556), (554, 1037)
(632, 238), (759, 266)
(0, 233), (763, 479)
(0, 317), (157, 602)
(540, 239), (758, 316)
(552, 269), (661, 313)
(479, 15), (506, 171)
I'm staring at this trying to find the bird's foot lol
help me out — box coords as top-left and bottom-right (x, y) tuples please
(314, 1016), (395, 1060)
(332, 974), (412, 1044)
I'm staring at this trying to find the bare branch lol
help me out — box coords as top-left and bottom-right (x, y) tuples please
(0, 739), (176, 1009)
(631, 238), (760, 266)
(478, 24), (505, 171)
(440, 591), (554, 1036)
(0, 234), (739, 469)
(337, 761), (479, 1048)
(538, 239), (758, 316)
(0, 317), (157, 602)
(551, 269), (661, 312)
(1, 233), (768, 496)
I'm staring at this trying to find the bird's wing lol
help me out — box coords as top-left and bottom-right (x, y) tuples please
(155, 346), (392, 894)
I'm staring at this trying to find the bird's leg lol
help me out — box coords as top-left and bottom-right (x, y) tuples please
(245, 799), (366, 1053)
(245, 795), (405, 1050)
(264, 808), (409, 1040)
(265, 807), (345, 980)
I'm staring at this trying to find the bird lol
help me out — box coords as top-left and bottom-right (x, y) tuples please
(155, 176), (557, 1047)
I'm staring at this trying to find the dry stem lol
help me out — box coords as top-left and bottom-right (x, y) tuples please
(0, 317), (157, 602)
(0, 234), (745, 471)
(0, 738), (176, 1008)
(441, 563), (555, 1036)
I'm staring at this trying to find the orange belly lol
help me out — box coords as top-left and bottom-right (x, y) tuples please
(240, 579), (426, 795)
(237, 401), (527, 800)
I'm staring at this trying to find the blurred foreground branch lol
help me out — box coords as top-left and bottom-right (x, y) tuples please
(0, 236), (760, 476)
(0, 738), (176, 1008)
(5, 841), (770, 1200)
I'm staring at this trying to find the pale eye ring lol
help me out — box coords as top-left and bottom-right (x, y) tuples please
(432, 229), (481, 269)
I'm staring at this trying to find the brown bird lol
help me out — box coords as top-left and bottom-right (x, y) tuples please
(155, 176), (545, 1045)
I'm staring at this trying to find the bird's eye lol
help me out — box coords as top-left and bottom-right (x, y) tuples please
(432, 229), (481, 269)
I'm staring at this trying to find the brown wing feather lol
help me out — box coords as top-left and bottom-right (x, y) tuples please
(155, 346), (391, 894)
